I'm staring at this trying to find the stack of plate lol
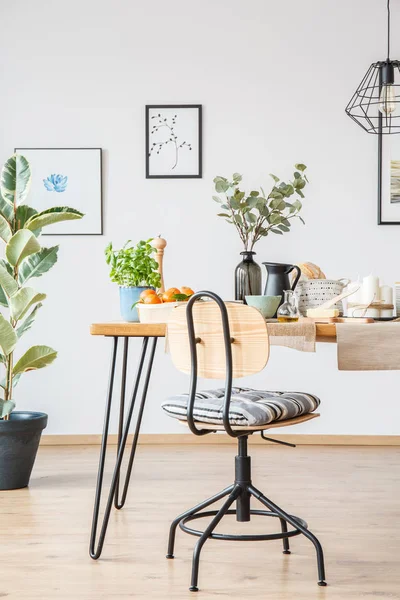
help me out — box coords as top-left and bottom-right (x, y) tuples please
(395, 283), (400, 317)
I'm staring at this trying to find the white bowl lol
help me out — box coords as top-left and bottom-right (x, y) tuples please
(137, 302), (185, 324)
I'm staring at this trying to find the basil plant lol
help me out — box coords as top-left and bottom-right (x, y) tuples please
(213, 164), (308, 252)
(0, 154), (83, 419)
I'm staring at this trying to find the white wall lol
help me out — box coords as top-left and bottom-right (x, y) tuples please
(1, 0), (400, 435)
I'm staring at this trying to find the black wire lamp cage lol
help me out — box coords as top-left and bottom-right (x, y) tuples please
(346, 0), (400, 134)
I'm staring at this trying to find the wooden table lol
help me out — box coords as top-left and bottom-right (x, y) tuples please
(89, 320), (337, 560)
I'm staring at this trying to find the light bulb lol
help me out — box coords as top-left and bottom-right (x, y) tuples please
(379, 84), (397, 114)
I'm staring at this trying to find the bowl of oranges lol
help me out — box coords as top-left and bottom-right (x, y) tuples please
(137, 287), (195, 324)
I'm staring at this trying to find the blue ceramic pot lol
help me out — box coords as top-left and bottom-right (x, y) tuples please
(119, 286), (153, 322)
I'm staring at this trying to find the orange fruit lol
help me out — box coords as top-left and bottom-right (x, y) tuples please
(143, 294), (162, 304)
(180, 286), (194, 297)
(139, 289), (157, 302)
(162, 287), (180, 302)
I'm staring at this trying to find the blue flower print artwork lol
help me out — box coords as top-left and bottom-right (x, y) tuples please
(43, 174), (68, 193)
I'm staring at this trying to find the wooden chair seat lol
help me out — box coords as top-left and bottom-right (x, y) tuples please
(178, 412), (319, 432)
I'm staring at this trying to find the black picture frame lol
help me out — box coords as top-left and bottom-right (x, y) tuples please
(377, 120), (400, 225)
(145, 105), (202, 179)
(14, 147), (103, 236)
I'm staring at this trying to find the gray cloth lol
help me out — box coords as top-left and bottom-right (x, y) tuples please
(162, 387), (320, 427)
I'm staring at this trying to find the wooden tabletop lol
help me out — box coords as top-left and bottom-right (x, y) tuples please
(90, 321), (338, 341)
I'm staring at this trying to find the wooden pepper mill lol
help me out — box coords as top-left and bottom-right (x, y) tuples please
(151, 236), (167, 293)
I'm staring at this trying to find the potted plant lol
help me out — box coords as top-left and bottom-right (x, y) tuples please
(0, 154), (83, 489)
(212, 164), (308, 301)
(105, 239), (161, 322)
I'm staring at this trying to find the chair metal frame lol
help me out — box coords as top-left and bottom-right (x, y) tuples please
(166, 291), (327, 592)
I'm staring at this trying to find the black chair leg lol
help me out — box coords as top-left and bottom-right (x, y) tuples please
(279, 517), (291, 554)
(166, 484), (235, 559)
(248, 484), (327, 586)
(189, 486), (240, 592)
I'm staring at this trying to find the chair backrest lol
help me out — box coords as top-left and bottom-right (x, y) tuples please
(167, 297), (270, 379)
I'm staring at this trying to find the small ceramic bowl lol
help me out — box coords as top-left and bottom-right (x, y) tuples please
(245, 295), (282, 319)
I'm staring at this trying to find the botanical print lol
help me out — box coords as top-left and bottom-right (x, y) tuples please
(390, 160), (400, 203)
(149, 113), (192, 170)
(43, 173), (68, 193)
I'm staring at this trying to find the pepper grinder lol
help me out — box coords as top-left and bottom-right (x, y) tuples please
(151, 235), (167, 293)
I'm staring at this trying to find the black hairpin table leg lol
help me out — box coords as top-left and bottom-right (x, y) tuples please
(89, 335), (158, 560)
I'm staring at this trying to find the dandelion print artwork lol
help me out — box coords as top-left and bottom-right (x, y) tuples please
(146, 105), (202, 178)
(43, 173), (68, 192)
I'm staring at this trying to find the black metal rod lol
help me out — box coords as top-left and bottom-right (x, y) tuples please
(261, 432), (296, 448)
(248, 484), (326, 585)
(116, 337), (158, 508)
(114, 337), (129, 508)
(190, 486), (240, 592)
(89, 337), (154, 559)
(89, 336), (118, 558)
(166, 485), (235, 558)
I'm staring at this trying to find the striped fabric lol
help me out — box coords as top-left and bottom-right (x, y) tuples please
(162, 388), (320, 427)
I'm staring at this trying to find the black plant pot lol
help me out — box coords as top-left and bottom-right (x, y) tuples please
(0, 411), (48, 490)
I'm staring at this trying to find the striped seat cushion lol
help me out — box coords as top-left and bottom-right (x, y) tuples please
(161, 388), (320, 427)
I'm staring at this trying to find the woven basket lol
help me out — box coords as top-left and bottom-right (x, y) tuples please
(297, 279), (349, 316)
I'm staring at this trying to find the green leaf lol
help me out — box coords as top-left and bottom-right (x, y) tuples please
(295, 163), (307, 172)
(0, 373), (21, 389)
(234, 190), (245, 201)
(270, 228), (283, 235)
(247, 196), (260, 209)
(250, 190), (259, 197)
(0, 314), (17, 356)
(13, 345), (57, 375)
(0, 214), (12, 243)
(269, 173), (280, 183)
(277, 224), (290, 232)
(294, 172), (301, 179)
(25, 207), (84, 231)
(15, 205), (38, 231)
(217, 213), (230, 218)
(1, 154), (31, 206)
(229, 197), (241, 210)
(232, 173), (242, 182)
(16, 303), (43, 338)
(0, 261), (18, 298)
(9, 287), (46, 321)
(19, 246), (59, 285)
(299, 216), (305, 225)
(214, 180), (229, 193)
(6, 230), (41, 267)
(269, 213), (282, 225)
(212, 196), (222, 203)
(0, 189), (14, 222)
(0, 399), (15, 418)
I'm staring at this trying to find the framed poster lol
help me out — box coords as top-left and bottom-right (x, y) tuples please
(145, 105), (202, 178)
(14, 147), (103, 235)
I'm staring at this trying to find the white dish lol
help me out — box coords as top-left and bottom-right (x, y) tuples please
(137, 301), (185, 324)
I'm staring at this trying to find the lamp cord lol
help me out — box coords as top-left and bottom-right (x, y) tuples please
(387, 0), (391, 60)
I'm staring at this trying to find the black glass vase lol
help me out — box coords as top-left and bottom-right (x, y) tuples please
(234, 251), (262, 302)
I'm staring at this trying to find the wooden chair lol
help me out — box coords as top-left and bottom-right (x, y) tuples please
(163, 292), (326, 592)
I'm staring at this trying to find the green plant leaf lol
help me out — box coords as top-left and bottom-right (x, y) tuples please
(25, 207), (84, 231)
(0, 214), (12, 243)
(0, 314), (17, 356)
(270, 228), (283, 234)
(18, 246), (59, 285)
(295, 163), (307, 172)
(13, 345), (57, 375)
(9, 287), (46, 321)
(212, 196), (222, 203)
(0, 261), (18, 298)
(214, 180), (229, 193)
(0, 373), (21, 389)
(0, 399), (15, 418)
(217, 213), (230, 218)
(16, 303), (43, 338)
(15, 205), (40, 234)
(1, 154), (31, 206)
(269, 173), (280, 183)
(6, 230), (41, 267)
(232, 173), (242, 182)
(0, 189), (14, 222)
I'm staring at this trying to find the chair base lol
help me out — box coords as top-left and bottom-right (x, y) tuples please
(166, 435), (327, 592)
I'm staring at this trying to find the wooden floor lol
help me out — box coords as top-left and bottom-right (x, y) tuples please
(1, 444), (400, 600)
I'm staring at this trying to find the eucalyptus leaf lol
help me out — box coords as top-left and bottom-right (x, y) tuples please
(295, 163), (307, 172)
(1, 154), (31, 206)
(270, 228), (283, 234)
(232, 173), (242, 182)
(269, 173), (280, 183)
(214, 180), (229, 193)
(9, 287), (46, 321)
(6, 230), (41, 267)
(13, 345), (57, 375)
(18, 246), (59, 285)
(0, 400), (15, 418)
(24, 207), (84, 231)
(212, 196), (222, 203)
(0, 314), (17, 356)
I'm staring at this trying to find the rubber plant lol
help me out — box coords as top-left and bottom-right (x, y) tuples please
(0, 154), (83, 420)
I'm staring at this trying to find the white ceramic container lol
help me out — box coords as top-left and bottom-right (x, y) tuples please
(297, 279), (349, 316)
(137, 302), (185, 324)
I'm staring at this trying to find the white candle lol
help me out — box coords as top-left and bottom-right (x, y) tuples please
(346, 281), (362, 317)
(362, 274), (380, 318)
(380, 285), (394, 318)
